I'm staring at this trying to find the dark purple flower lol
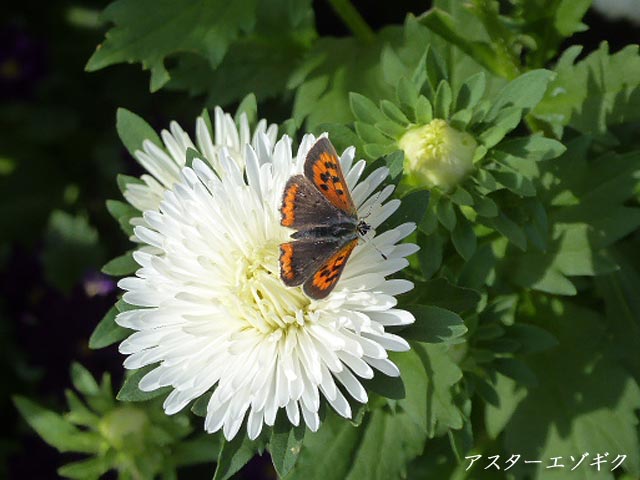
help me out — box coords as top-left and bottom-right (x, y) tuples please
(83, 271), (117, 297)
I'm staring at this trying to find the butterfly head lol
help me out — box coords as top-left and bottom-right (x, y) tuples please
(356, 219), (372, 238)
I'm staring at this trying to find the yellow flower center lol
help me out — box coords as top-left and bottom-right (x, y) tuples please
(226, 241), (311, 337)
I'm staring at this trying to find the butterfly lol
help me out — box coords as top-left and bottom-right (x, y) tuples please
(279, 137), (372, 299)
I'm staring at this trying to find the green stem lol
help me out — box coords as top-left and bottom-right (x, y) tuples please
(327, 0), (375, 42)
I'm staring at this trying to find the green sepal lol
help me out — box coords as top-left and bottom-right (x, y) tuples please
(380, 99), (411, 126)
(117, 365), (170, 402)
(269, 415), (305, 478)
(455, 72), (486, 111)
(89, 305), (130, 350)
(106, 200), (139, 236)
(116, 108), (162, 157)
(214, 432), (266, 480)
(102, 251), (138, 276)
(234, 93), (258, 128)
(350, 92), (385, 124)
(433, 80), (452, 119)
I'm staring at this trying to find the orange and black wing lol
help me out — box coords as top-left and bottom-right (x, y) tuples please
(279, 238), (343, 287)
(303, 238), (358, 299)
(304, 137), (356, 217)
(281, 175), (341, 229)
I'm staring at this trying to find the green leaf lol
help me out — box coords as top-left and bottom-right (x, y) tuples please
(58, 456), (112, 480)
(420, 9), (512, 79)
(396, 343), (464, 438)
(478, 106), (523, 149)
(508, 0), (590, 67)
(534, 43), (640, 140)
(484, 373), (527, 439)
(417, 230), (444, 279)
(493, 358), (538, 387)
(214, 434), (264, 480)
(172, 435), (221, 467)
(433, 80), (452, 119)
(42, 211), (105, 294)
(13, 396), (101, 454)
(489, 164), (536, 197)
(396, 77), (419, 120)
(384, 150), (404, 182)
(407, 277), (481, 314)
(189, 394), (211, 419)
(552, 223), (619, 276)
(435, 197), (456, 231)
(350, 93), (384, 124)
(486, 69), (554, 119)
(496, 136), (566, 162)
(65, 391), (99, 427)
(117, 366), (170, 402)
(451, 216), (476, 260)
(172, 1), (315, 106)
(506, 324), (559, 354)
(449, 186), (474, 206)
(89, 306), (130, 350)
(363, 368), (405, 400)
(269, 417), (304, 478)
(470, 191), (498, 218)
(102, 251), (137, 276)
(117, 174), (145, 195)
(596, 245), (640, 380)
(116, 108), (162, 157)
(233, 94), (258, 127)
(354, 122), (390, 145)
(375, 120), (406, 138)
(70, 363), (100, 397)
(482, 212), (527, 251)
(415, 96), (433, 124)
(380, 99), (410, 126)
(318, 123), (363, 155)
(106, 199), (138, 236)
(493, 299), (640, 479)
(288, 412), (361, 480)
(458, 244), (497, 290)
(455, 72), (486, 111)
(292, 27), (402, 130)
(384, 189), (429, 229)
(511, 260), (577, 295)
(402, 305), (467, 344)
(87, 0), (258, 91)
(289, 408), (425, 480)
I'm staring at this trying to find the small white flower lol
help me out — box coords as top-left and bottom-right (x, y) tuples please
(116, 131), (418, 440)
(124, 107), (278, 213)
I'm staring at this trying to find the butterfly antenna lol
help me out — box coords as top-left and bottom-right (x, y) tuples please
(357, 226), (388, 260)
(359, 189), (385, 221)
(363, 236), (388, 260)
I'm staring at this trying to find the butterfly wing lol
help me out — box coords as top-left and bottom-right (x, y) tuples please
(304, 137), (356, 217)
(280, 238), (343, 287)
(303, 238), (358, 299)
(281, 175), (340, 229)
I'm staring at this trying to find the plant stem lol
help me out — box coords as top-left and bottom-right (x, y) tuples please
(327, 0), (375, 42)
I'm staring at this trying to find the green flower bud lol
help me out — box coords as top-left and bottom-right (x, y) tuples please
(99, 405), (149, 452)
(399, 119), (477, 191)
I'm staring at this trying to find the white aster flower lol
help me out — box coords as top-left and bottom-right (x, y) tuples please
(124, 106), (278, 213)
(115, 131), (418, 440)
